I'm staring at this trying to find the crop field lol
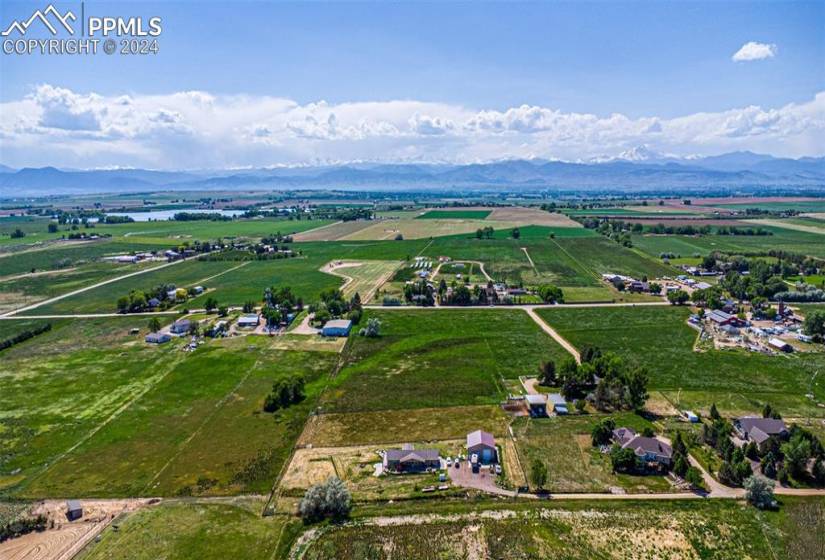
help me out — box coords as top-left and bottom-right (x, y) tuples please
(321, 260), (403, 303)
(77, 498), (290, 560)
(321, 309), (570, 413)
(715, 200), (825, 212)
(513, 412), (673, 493)
(633, 226), (825, 259)
(292, 220), (377, 241)
(299, 499), (812, 560)
(741, 217), (825, 236)
(417, 209), (492, 220)
(3, 326), (337, 498)
(299, 405), (509, 447)
(538, 306), (825, 417)
(563, 207), (701, 217)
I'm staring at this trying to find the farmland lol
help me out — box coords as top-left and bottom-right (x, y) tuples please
(537, 305), (825, 417)
(1, 321), (337, 498)
(417, 209), (492, 220)
(321, 309), (570, 413)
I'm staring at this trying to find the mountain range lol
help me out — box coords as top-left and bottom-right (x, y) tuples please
(1, 151), (823, 197)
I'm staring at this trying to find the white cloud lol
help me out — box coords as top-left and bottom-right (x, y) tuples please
(0, 84), (822, 169)
(732, 41), (777, 62)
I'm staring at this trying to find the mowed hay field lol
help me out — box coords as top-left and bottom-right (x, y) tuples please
(321, 309), (571, 413)
(321, 260), (403, 303)
(299, 499), (824, 560)
(2, 324), (338, 498)
(538, 306), (825, 417)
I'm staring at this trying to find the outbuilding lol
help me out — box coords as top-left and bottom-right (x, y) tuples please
(321, 319), (353, 337)
(237, 314), (260, 328)
(525, 394), (547, 417)
(548, 393), (568, 415)
(145, 332), (172, 344)
(66, 500), (83, 521)
(768, 337), (792, 353)
(169, 319), (191, 335)
(467, 430), (497, 464)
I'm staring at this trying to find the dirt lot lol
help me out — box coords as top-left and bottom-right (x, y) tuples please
(487, 207), (580, 227)
(0, 499), (152, 560)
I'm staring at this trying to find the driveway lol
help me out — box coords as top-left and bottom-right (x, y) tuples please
(448, 461), (516, 497)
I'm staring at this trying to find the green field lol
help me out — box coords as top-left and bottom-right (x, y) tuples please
(1, 320), (337, 498)
(78, 498), (292, 560)
(321, 309), (569, 413)
(715, 200), (825, 212)
(416, 209), (492, 220)
(633, 226), (825, 259)
(538, 306), (825, 417)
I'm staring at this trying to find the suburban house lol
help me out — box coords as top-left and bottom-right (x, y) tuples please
(145, 332), (172, 344)
(467, 430), (497, 464)
(169, 319), (191, 335)
(321, 319), (353, 337)
(237, 314), (260, 328)
(525, 394), (547, 417)
(383, 445), (440, 473)
(612, 428), (673, 466)
(66, 500), (83, 521)
(548, 393), (568, 415)
(733, 417), (788, 449)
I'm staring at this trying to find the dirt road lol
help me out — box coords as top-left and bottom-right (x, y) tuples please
(523, 307), (581, 363)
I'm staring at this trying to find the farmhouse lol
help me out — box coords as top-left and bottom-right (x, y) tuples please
(548, 393), (568, 415)
(237, 314), (260, 328)
(734, 417), (788, 449)
(66, 500), (82, 521)
(613, 428), (673, 465)
(145, 332), (172, 344)
(383, 445), (441, 473)
(525, 394), (547, 417)
(170, 319), (191, 335)
(467, 430), (497, 464)
(321, 319), (352, 337)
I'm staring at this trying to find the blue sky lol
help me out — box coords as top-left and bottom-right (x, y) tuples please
(1, 1), (823, 168)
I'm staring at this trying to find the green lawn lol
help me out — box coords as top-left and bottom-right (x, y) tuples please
(321, 309), (570, 413)
(537, 305), (825, 417)
(416, 209), (492, 220)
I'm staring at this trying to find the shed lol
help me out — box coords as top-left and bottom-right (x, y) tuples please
(321, 319), (353, 337)
(525, 394), (547, 417)
(467, 430), (497, 464)
(66, 500), (82, 521)
(548, 393), (568, 415)
(684, 410), (699, 423)
(237, 314), (260, 328)
(768, 338), (792, 352)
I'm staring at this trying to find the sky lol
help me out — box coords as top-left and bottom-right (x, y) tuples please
(0, 0), (823, 170)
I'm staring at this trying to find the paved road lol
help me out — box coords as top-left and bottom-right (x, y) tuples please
(364, 301), (670, 310)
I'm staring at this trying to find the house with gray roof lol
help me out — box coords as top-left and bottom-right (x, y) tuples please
(525, 394), (547, 417)
(384, 446), (440, 473)
(612, 428), (673, 465)
(734, 417), (788, 450)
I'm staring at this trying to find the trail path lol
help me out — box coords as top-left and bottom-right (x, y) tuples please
(523, 307), (581, 363)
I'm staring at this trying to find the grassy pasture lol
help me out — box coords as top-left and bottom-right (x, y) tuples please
(538, 306), (825, 417)
(321, 309), (569, 413)
(632, 227), (825, 259)
(0, 317), (181, 494)
(416, 209), (492, 220)
(299, 405), (509, 447)
(513, 412), (673, 493)
(20, 336), (336, 498)
(78, 498), (290, 560)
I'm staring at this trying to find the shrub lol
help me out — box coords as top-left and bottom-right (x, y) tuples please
(744, 475), (775, 509)
(299, 477), (352, 523)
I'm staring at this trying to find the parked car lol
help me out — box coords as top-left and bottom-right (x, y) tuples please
(446, 457), (453, 467)
(494, 464), (502, 475)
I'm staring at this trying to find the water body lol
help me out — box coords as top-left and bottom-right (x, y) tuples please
(105, 209), (244, 222)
